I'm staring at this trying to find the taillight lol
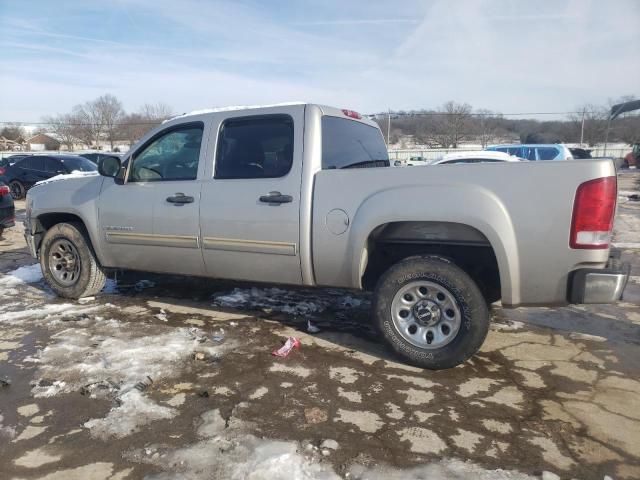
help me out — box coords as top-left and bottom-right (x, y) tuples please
(342, 109), (362, 120)
(0, 167), (5, 175)
(0, 185), (9, 196)
(570, 176), (617, 249)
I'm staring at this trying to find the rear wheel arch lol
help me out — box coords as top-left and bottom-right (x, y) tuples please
(360, 221), (504, 304)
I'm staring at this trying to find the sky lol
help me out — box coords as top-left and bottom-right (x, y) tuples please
(0, 0), (639, 122)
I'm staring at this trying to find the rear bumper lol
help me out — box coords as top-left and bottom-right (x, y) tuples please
(568, 255), (630, 304)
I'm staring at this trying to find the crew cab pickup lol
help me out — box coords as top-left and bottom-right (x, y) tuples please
(24, 103), (630, 369)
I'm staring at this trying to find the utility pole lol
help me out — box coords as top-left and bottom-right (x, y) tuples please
(387, 109), (391, 146)
(580, 108), (585, 146)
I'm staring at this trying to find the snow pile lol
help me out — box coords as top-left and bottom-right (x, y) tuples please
(34, 170), (99, 187)
(29, 319), (228, 439)
(0, 264), (43, 287)
(131, 410), (340, 480)
(212, 287), (369, 317)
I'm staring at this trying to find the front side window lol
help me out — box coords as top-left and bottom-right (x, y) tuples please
(130, 124), (203, 182)
(215, 115), (294, 179)
(321, 116), (389, 169)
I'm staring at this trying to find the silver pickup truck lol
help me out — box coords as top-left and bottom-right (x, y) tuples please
(24, 103), (630, 369)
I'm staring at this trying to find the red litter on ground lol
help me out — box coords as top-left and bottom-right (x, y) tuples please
(272, 337), (301, 357)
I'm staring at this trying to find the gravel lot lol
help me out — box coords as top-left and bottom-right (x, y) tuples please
(1, 172), (639, 480)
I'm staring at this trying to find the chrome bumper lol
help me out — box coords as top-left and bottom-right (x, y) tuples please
(569, 258), (630, 304)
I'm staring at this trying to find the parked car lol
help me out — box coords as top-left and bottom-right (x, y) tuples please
(623, 143), (639, 168)
(24, 103), (629, 370)
(80, 152), (122, 164)
(1, 154), (97, 200)
(430, 151), (522, 165)
(0, 180), (15, 238)
(569, 148), (592, 159)
(487, 144), (573, 161)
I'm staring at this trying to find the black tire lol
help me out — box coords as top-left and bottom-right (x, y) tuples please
(9, 180), (25, 200)
(40, 222), (107, 299)
(373, 256), (490, 370)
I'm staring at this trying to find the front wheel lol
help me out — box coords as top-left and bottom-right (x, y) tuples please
(40, 222), (107, 299)
(373, 256), (490, 370)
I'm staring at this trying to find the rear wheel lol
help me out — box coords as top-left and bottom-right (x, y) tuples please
(9, 180), (25, 200)
(40, 222), (106, 299)
(373, 256), (490, 370)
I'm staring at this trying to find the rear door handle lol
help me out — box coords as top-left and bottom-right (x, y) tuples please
(166, 193), (194, 205)
(259, 191), (293, 204)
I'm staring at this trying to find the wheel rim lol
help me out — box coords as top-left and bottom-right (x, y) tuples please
(48, 239), (81, 286)
(10, 182), (21, 199)
(390, 280), (462, 349)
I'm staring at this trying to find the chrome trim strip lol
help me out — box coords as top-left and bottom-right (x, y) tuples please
(203, 237), (297, 256)
(106, 232), (200, 249)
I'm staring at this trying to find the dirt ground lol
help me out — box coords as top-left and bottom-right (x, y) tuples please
(0, 172), (639, 480)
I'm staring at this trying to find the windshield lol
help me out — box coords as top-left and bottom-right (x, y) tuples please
(321, 116), (389, 169)
(59, 157), (98, 172)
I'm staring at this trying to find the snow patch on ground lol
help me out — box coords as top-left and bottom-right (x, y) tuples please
(0, 264), (43, 287)
(0, 412), (16, 439)
(29, 318), (229, 439)
(212, 287), (369, 316)
(349, 459), (538, 479)
(0, 303), (103, 323)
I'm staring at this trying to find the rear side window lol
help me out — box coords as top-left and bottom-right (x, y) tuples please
(215, 115), (293, 179)
(19, 157), (34, 169)
(322, 116), (389, 169)
(536, 147), (559, 160)
(44, 158), (63, 173)
(30, 157), (45, 171)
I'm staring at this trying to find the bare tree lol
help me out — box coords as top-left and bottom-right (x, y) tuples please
(140, 102), (173, 121)
(0, 124), (26, 141)
(430, 101), (472, 148)
(118, 113), (152, 147)
(72, 102), (102, 148)
(570, 104), (608, 146)
(475, 109), (505, 148)
(43, 113), (79, 151)
(95, 94), (124, 150)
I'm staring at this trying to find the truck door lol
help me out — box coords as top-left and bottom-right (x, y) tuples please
(97, 121), (209, 275)
(199, 107), (304, 284)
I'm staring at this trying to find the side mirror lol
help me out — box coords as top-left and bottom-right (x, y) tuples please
(98, 156), (122, 178)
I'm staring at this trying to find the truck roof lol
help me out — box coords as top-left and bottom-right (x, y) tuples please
(166, 102), (379, 128)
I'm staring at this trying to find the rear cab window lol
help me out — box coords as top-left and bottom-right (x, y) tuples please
(321, 116), (389, 169)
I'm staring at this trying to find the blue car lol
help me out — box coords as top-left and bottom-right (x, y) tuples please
(487, 144), (573, 161)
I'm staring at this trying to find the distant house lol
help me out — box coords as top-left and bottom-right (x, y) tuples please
(27, 133), (61, 151)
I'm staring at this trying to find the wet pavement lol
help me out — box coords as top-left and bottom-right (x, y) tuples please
(0, 172), (639, 480)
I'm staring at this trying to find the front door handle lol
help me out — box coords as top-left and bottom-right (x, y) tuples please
(259, 191), (293, 204)
(166, 193), (194, 205)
